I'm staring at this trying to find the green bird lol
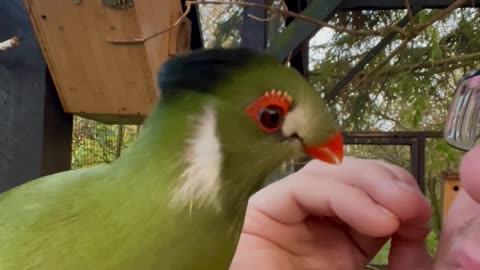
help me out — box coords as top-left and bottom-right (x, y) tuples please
(0, 48), (343, 270)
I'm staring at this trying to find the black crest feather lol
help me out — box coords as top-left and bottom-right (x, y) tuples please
(157, 48), (273, 97)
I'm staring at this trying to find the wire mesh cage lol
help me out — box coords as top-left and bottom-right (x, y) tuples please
(71, 116), (142, 169)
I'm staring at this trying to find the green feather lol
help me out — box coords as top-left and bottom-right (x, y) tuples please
(0, 48), (338, 269)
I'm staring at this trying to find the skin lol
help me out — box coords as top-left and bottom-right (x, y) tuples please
(433, 144), (480, 269)
(230, 145), (480, 270)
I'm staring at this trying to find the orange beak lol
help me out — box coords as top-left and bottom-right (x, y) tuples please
(304, 130), (344, 165)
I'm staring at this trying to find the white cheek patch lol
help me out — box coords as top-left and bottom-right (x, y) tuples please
(169, 106), (223, 212)
(282, 106), (308, 138)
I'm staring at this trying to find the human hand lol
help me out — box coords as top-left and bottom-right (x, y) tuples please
(433, 145), (480, 270)
(230, 157), (433, 270)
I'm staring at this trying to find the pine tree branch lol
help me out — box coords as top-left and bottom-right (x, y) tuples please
(373, 109), (409, 130)
(350, 39), (410, 92)
(354, 51), (480, 79)
(356, 48), (479, 90)
(347, 0), (469, 93)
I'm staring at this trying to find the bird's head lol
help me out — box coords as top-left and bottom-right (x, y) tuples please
(157, 48), (343, 210)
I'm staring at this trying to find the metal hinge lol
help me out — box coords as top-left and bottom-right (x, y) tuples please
(102, 0), (134, 8)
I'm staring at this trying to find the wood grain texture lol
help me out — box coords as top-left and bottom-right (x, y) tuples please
(24, 0), (190, 123)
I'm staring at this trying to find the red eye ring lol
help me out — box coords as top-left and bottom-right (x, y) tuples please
(245, 89), (292, 133)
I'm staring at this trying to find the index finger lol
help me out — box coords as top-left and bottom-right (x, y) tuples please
(248, 174), (401, 237)
(301, 157), (432, 225)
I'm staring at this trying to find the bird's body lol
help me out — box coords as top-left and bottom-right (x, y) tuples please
(0, 48), (343, 269)
(0, 97), (248, 270)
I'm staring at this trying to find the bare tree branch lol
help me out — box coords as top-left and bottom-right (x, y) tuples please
(0, 36), (19, 51)
(247, 13), (274, 21)
(107, 0), (414, 44)
(107, 3), (192, 44)
(106, 0), (467, 53)
(279, 0), (288, 12)
(186, 0), (409, 38)
(404, 0), (415, 27)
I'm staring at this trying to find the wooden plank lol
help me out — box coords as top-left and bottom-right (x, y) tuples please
(134, 0), (176, 100)
(442, 174), (461, 220)
(168, 1), (192, 57)
(25, 0), (185, 122)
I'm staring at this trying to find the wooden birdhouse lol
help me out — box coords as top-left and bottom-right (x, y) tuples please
(25, 0), (192, 124)
(441, 172), (461, 220)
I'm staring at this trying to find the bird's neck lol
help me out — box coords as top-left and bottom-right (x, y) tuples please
(112, 98), (263, 220)
(100, 97), (278, 265)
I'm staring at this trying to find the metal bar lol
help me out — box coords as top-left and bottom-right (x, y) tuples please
(40, 70), (73, 177)
(417, 135), (426, 193)
(325, 7), (421, 102)
(343, 131), (443, 138)
(241, 0), (268, 51)
(266, 0), (344, 62)
(285, 0), (310, 77)
(410, 139), (424, 192)
(344, 131), (437, 194)
(295, 131), (434, 193)
(289, 42), (310, 77)
(344, 137), (414, 145)
(341, 0), (477, 10)
(181, 0), (204, 49)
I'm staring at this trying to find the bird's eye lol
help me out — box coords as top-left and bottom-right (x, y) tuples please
(245, 89), (293, 133)
(259, 105), (284, 131)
